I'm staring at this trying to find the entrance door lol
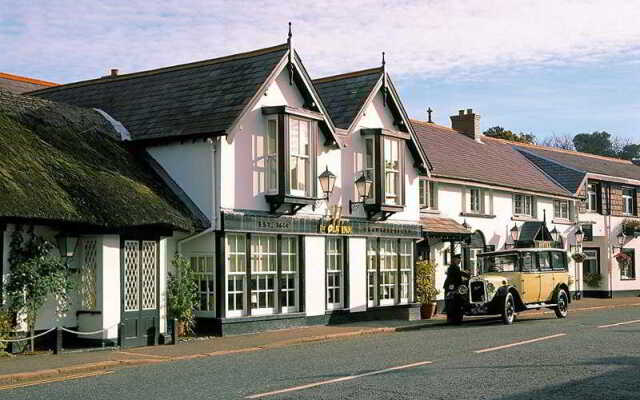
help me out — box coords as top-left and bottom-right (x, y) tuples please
(122, 240), (159, 348)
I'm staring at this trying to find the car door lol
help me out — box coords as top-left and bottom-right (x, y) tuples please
(538, 251), (554, 303)
(519, 251), (540, 304)
(550, 251), (569, 301)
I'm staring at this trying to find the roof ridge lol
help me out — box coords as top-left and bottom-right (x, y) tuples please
(313, 67), (383, 84)
(0, 72), (58, 87)
(483, 136), (634, 165)
(410, 118), (458, 133)
(28, 43), (289, 95)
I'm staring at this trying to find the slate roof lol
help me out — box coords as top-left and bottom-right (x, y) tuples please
(510, 142), (640, 183)
(313, 68), (382, 130)
(411, 120), (574, 198)
(29, 44), (289, 142)
(0, 88), (206, 231)
(515, 221), (552, 244)
(517, 149), (586, 194)
(0, 72), (57, 94)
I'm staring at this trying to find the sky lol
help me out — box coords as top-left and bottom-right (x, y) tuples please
(2, 0), (639, 141)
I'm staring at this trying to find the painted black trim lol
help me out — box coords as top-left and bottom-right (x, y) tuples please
(343, 237), (350, 309)
(216, 232), (225, 318)
(245, 233), (252, 317)
(299, 236), (306, 313)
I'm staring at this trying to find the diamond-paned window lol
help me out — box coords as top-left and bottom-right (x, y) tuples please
(80, 239), (98, 310)
(141, 241), (158, 310)
(124, 241), (140, 312)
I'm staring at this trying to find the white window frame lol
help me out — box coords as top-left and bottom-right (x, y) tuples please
(280, 236), (298, 313)
(587, 183), (598, 212)
(250, 235), (277, 316)
(554, 199), (570, 220)
(384, 137), (401, 205)
(429, 181), (437, 209)
(190, 253), (216, 317)
(289, 117), (311, 197)
(326, 237), (344, 310)
(513, 194), (533, 217)
(265, 117), (278, 194)
(419, 179), (428, 209)
(623, 188), (635, 215)
(367, 238), (378, 307)
(364, 137), (376, 203)
(469, 188), (484, 214)
(379, 239), (397, 306)
(226, 234), (246, 318)
(399, 240), (413, 304)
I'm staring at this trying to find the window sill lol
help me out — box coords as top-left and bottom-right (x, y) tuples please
(552, 218), (575, 225)
(420, 209), (440, 215)
(460, 212), (496, 219)
(512, 215), (535, 221)
(620, 278), (636, 281)
(220, 312), (305, 323)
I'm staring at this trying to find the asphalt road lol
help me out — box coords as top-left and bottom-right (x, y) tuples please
(3, 306), (640, 399)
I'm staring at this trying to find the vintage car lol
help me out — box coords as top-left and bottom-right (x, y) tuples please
(445, 248), (571, 325)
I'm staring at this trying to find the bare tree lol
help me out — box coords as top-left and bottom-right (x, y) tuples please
(541, 133), (575, 150)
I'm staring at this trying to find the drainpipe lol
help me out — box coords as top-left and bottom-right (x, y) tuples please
(177, 137), (219, 255)
(607, 183), (613, 298)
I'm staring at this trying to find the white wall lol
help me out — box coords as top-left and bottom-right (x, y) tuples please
(304, 236), (325, 316)
(147, 141), (213, 221)
(348, 237), (367, 312)
(101, 235), (120, 339)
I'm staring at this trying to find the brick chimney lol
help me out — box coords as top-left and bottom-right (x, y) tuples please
(109, 68), (119, 78)
(450, 108), (482, 142)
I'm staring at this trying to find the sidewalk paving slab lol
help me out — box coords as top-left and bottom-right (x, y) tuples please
(1, 296), (638, 386)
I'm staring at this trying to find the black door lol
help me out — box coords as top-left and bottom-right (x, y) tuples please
(121, 239), (160, 348)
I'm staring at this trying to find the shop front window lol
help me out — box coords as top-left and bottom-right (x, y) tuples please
(280, 236), (298, 313)
(367, 238), (378, 307)
(399, 240), (413, 303)
(226, 234), (246, 317)
(191, 255), (215, 314)
(251, 235), (277, 315)
(379, 239), (398, 305)
(326, 237), (344, 310)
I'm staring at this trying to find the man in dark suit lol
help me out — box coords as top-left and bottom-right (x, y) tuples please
(444, 254), (470, 291)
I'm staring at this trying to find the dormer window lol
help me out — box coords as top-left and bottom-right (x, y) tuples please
(359, 128), (408, 220)
(262, 106), (322, 214)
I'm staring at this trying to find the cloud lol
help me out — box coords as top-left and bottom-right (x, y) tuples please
(1, 0), (640, 82)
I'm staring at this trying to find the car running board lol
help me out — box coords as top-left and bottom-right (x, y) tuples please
(524, 302), (558, 310)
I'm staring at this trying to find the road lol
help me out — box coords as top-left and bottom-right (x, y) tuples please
(3, 306), (640, 399)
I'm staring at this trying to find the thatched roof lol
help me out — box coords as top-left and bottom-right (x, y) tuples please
(0, 88), (206, 231)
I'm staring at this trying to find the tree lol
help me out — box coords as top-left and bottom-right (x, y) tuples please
(167, 255), (199, 336)
(4, 227), (74, 352)
(619, 144), (640, 161)
(483, 126), (536, 144)
(573, 131), (616, 157)
(540, 134), (575, 150)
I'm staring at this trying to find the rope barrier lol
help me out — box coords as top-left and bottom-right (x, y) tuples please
(0, 327), (56, 343)
(59, 323), (119, 336)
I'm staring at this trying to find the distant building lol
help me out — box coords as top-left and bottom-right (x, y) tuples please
(0, 72), (57, 94)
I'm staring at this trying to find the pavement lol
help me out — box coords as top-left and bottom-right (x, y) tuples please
(0, 296), (639, 391)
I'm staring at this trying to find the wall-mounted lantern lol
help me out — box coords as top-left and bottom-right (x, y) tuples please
(550, 226), (560, 242)
(349, 173), (373, 214)
(575, 226), (584, 245)
(56, 233), (79, 259)
(510, 224), (519, 242)
(318, 167), (337, 201)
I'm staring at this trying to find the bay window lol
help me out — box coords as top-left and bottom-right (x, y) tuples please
(262, 107), (320, 214)
(360, 128), (409, 220)
(326, 237), (344, 310)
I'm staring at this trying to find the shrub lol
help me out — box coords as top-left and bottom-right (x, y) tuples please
(0, 310), (13, 356)
(415, 261), (439, 304)
(583, 272), (603, 287)
(167, 255), (199, 336)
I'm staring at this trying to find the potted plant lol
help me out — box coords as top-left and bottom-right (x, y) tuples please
(571, 253), (586, 263)
(622, 218), (640, 236)
(167, 255), (199, 337)
(415, 261), (439, 319)
(583, 272), (602, 287)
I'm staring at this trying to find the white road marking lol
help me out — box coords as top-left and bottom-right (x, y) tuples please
(245, 361), (432, 399)
(598, 319), (640, 329)
(474, 333), (567, 354)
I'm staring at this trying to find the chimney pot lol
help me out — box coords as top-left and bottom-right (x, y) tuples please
(458, 110), (464, 116)
(110, 68), (119, 77)
(466, 108), (473, 114)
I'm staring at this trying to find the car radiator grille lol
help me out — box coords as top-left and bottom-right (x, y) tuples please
(470, 281), (485, 303)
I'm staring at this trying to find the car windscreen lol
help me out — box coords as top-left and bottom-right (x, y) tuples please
(480, 254), (518, 273)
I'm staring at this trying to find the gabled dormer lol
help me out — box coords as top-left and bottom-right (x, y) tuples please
(314, 56), (430, 220)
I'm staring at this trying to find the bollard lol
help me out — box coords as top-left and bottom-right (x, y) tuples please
(171, 318), (177, 345)
(118, 322), (125, 348)
(54, 327), (63, 355)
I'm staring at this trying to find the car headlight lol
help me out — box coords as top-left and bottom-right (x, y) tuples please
(457, 285), (468, 295)
(448, 284), (455, 290)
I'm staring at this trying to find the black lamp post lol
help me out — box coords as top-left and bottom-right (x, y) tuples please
(318, 167), (336, 201)
(575, 226), (584, 245)
(510, 224), (519, 243)
(56, 233), (79, 259)
(349, 173), (373, 214)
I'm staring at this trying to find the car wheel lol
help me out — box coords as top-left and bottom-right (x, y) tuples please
(554, 289), (569, 319)
(502, 293), (515, 325)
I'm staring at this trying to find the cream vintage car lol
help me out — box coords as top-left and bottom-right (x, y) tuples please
(445, 248), (571, 325)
